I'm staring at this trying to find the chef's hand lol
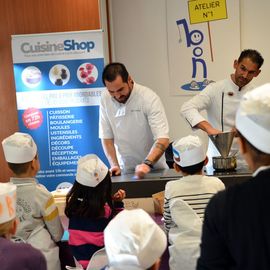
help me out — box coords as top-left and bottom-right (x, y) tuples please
(231, 127), (237, 135)
(112, 189), (126, 201)
(207, 127), (222, 135)
(134, 163), (151, 179)
(110, 165), (121, 176)
(196, 121), (222, 135)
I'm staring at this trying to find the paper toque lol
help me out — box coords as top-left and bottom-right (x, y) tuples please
(2, 132), (37, 163)
(172, 135), (206, 167)
(0, 183), (16, 224)
(104, 209), (167, 270)
(235, 83), (270, 154)
(76, 154), (108, 187)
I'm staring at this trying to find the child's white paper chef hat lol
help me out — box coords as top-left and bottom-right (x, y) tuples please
(172, 135), (206, 167)
(104, 209), (167, 270)
(236, 83), (270, 154)
(0, 183), (16, 224)
(2, 132), (37, 163)
(76, 154), (109, 187)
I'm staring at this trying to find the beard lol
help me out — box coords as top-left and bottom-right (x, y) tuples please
(114, 90), (131, 104)
(236, 76), (249, 87)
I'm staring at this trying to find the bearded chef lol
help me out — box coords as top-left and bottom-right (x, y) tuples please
(99, 62), (170, 179)
(181, 49), (264, 168)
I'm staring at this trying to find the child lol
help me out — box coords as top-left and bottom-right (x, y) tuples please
(2, 132), (64, 270)
(103, 209), (167, 270)
(65, 154), (126, 269)
(0, 182), (47, 270)
(163, 135), (225, 270)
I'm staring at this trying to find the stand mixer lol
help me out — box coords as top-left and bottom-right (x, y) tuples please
(209, 131), (237, 171)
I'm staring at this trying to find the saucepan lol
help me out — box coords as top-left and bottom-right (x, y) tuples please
(212, 155), (237, 171)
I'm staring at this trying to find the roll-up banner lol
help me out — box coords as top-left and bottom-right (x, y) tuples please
(11, 30), (107, 191)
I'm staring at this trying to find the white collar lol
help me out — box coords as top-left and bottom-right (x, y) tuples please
(252, 165), (270, 177)
(229, 75), (253, 92)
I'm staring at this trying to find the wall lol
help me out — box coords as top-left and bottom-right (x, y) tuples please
(0, 0), (100, 181)
(108, 0), (270, 141)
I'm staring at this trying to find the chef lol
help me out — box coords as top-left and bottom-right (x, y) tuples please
(99, 62), (170, 178)
(181, 49), (263, 167)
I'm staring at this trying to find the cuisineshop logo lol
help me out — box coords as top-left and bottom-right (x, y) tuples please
(20, 39), (95, 54)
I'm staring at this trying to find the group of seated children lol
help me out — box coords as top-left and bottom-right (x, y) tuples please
(1, 131), (167, 270)
(1, 127), (234, 270)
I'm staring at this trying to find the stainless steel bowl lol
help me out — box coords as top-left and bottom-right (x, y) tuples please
(212, 156), (237, 171)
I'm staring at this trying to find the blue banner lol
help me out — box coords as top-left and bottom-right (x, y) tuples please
(12, 30), (106, 191)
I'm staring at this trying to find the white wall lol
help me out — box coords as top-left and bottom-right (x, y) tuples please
(108, 0), (270, 141)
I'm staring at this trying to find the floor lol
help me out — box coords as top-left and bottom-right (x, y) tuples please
(160, 247), (170, 270)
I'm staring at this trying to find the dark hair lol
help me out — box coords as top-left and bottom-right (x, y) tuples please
(7, 154), (38, 175)
(177, 160), (205, 175)
(7, 162), (31, 175)
(238, 49), (264, 69)
(65, 171), (113, 219)
(236, 129), (270, 163)
(102, 62), (129, 85)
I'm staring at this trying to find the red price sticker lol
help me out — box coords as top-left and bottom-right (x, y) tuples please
(22, 108), (43, 130)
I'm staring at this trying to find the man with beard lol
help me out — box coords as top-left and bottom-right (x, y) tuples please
(181, 49), (263, 167)
(99, 62), (169, 178)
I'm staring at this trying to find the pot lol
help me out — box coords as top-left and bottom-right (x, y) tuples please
(212, 155), (237, 171)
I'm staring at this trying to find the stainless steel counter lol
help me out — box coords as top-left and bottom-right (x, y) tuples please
(111, 166), (252, 198)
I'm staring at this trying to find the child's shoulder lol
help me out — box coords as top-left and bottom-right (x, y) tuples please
(165, 178), (184, 196)
(202, 175), (225, 188)
(165, 178), (182, 188)
(203, 175), (223, 182)
(35, 183), (53, 199)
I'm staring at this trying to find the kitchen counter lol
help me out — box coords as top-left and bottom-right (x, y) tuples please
(111, 166), (252, 198)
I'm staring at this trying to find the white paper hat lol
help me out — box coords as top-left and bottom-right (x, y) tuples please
(76, 154), (109, 187)
(236, 83), (270, 154)
(172, 135), (206, 167)
(104, 209), (167, 270)
(2, 132), (37, 164)
(0, 183), (17, 224)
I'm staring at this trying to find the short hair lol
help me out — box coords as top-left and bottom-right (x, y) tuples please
(238, 49), (264, 69)
(8, 161), (32, 175)
(236, 129), (270, 163)
(177, 160), (205, 175)
(7, 154), (38, 175)
(102, 62), (129, 85)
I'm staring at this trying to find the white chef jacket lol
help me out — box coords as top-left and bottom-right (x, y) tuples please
(164, 175), (225, 270)
(11, 177), (64, 270)
(99, 82), (169, 172)
(181, 77), (255, 167)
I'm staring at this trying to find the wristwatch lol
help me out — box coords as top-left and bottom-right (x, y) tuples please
(143, 159), (154, 169)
